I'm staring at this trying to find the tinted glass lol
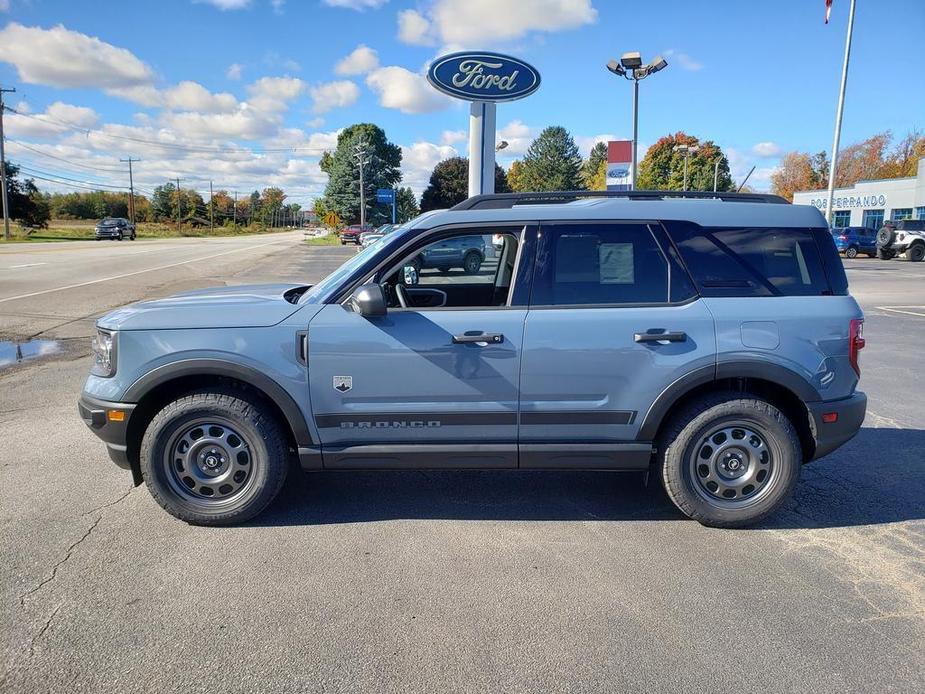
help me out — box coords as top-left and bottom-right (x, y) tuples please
(533, 223), (669, 305)
(666, 222), (832, 297)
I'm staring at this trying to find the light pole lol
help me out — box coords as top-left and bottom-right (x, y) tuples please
(713, 157), (724, 192)
(606, 52), (668, 190)
(354, 140), (368, 227)
(673, 144), (700, 190)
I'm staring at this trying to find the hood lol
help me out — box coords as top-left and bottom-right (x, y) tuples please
(98, 283), (310, 331)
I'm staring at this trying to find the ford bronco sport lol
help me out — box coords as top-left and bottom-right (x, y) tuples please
(79, 190), (867, 528)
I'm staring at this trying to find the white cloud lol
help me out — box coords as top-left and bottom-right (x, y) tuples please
(398, 0), (596, 46)
(663, 49), (702, 71)
(195, 0), (251, 9)
(107, 85), (164, 107)
(751, 141), (781, 157)
(4, 101), (99, 138)
(307, 117), (326, 129)
(0, 0), (9, 11)
(0, 23), (155, 89)
(575, 133), (617, 157)
(246, 76), (306, 112)
(335, 44), (380, 76)
(14, 100), (31, 114)
(226, 63), (244, 80)
(366, 66), (451, 114)
(309, 80), (360, 114)
(441, 129), (466, 146)
(160, 108), (277, 140)
(495, 119), (535, 156)
(397, 9), (433, 45)
(271, 0), (285, 12)
(164, 81), (239, 113)
(401, 141), (459, 196)
(725, 147), (776, 191)
(323, 0), (388, 9)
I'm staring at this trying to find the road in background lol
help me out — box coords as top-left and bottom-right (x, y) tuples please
(1, 250), (923, 693)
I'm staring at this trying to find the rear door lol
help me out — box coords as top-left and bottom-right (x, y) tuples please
(518, 221), (716, 468)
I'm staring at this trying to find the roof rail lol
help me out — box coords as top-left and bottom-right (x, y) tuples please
(450, 190), (788, 210)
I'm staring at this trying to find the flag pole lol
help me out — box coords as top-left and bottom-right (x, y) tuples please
(824, 0), (856, 225)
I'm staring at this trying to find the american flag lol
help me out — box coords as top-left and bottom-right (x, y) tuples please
(825, 0), (833, 23)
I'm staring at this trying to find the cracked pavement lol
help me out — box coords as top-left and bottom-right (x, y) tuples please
(1, 244), (923, 693)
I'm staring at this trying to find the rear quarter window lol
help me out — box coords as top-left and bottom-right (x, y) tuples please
(664, 222), (836, 297)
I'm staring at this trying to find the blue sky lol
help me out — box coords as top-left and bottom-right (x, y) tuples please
(0, 0), (922, 203)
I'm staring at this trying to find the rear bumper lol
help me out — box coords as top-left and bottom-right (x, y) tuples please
(78, 393), (136, 470)
(807, 391), (867, 461)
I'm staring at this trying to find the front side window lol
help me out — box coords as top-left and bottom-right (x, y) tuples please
(532, 223), (669, 306)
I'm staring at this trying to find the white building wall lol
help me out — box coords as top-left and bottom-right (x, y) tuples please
(792, 157), (925, 227)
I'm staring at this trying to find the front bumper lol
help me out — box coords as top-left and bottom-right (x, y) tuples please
(95, 230), (123, 238)
(807, 391), (867, 460)
(78, 393), (136, 470)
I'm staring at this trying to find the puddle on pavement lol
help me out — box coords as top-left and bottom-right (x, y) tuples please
(0, 339), (62, 369)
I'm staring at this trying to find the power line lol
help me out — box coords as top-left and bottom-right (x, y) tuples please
(6, 138), (124, 172)
(16, 163), (129, 191)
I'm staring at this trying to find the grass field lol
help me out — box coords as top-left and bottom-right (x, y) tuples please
(0, 220), (299, 243)
(305, 232), (344, 246)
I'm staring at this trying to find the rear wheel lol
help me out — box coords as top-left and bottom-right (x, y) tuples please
(463, 251), (482, 275)
(845, 246), (858, 259)
(140, 390), (288, 525)
(876, 248), (894, 260)
(907, 243), (925, 262)
(658, 393), (801, 528)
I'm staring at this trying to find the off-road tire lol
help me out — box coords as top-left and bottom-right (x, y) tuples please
(140, 390), (288, 526)
(876, 248), (894, 260)
(658, 392), (801, 528)
(876, 226), (895, 247)
(907, 243), (925, 262)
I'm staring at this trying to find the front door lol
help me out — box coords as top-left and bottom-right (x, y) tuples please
(307, 227), (531, 469)
(518, 221), (716, 468)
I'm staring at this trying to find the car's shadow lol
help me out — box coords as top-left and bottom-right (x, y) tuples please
(252, 427), (925, 530)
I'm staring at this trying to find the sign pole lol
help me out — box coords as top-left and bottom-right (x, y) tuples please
(824, 0), (856, 225)
(392, 190), (396, 224)
(468, 101), (497, 198)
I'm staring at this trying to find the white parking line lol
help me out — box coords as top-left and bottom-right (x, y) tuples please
(876, 306), (925, 318)
(0, 239), (288, 304)
(7, 263), (47, 269)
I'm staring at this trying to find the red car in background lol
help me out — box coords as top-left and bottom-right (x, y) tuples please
(339, 224), (374, 245)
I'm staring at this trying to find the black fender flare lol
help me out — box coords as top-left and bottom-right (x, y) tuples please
(637, 361), (820, 441)
(124, 358), (312, 446)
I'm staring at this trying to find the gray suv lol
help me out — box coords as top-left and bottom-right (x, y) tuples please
(79, 191), (867, 528)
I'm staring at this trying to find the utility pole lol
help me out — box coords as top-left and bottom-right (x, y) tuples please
(233, 191), (237, 226)
(0, 85), (16, 241)
(713, 157), (722, 192)
(120, 157), (140, 225)
(354, 140), (368, 227)
(824, 0), (857, 224)
(209, 180), (214, 233)
(175, 177), (181, 232)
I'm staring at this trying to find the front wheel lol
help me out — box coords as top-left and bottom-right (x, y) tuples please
(845, 246), (858, 259)
(658, 393), (801, 528)
(907, 243), (925, 262)
(140, 390), (288, 525)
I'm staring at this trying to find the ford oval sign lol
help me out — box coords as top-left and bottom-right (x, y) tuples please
(427, 51), (541, 102)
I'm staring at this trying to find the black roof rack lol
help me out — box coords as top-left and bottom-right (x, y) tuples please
(450, 190), (788, 211)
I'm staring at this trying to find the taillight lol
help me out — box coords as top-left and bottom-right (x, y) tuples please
(839, 235), (848, 240)
(849, 318), (865, 376)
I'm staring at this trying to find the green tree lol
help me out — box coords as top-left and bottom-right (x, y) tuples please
(419, 157), (510, 212)
(151, 182), (177, 221)
(637, 132), (733, 191)
(507, 160), (528, 192)
(581, 141), (608, 188)
(519, 126), (583, 192)
(395, 186), (419, 223)
(320, 123), (402, 224)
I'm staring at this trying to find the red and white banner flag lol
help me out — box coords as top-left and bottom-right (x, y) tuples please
(825, 0), (833, 23)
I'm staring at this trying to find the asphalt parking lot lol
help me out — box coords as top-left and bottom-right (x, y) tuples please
(1, 237), (923, 693)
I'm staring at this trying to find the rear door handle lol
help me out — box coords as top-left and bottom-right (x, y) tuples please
(453, 332), (504, 344)
(634, 331), (687, 343)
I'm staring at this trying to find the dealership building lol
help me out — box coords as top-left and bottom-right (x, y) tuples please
(792, 156), (925, 228)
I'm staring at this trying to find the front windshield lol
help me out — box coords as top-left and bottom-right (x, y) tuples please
(300, 227), (410, 304)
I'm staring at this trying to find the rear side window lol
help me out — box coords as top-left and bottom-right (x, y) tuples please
(665, 222), (832, 297)
(532, 223), (669, 305)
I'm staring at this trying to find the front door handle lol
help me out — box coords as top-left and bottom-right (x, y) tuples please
(634, 331), (687, 343)
(453, 332), (504, 344)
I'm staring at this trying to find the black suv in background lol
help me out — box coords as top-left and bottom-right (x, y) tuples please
(95, 217), (136, 241)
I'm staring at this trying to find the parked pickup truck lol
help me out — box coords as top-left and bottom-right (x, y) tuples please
(80, 190), (866, 528)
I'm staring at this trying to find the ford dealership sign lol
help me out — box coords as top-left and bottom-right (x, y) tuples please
(427, 51), (541, 102)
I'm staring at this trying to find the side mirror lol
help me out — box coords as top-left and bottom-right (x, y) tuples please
(403, 265), (419, 286)
(347, 283), (386, 317)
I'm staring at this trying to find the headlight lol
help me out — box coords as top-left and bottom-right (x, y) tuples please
(91, 328), (117, 377)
